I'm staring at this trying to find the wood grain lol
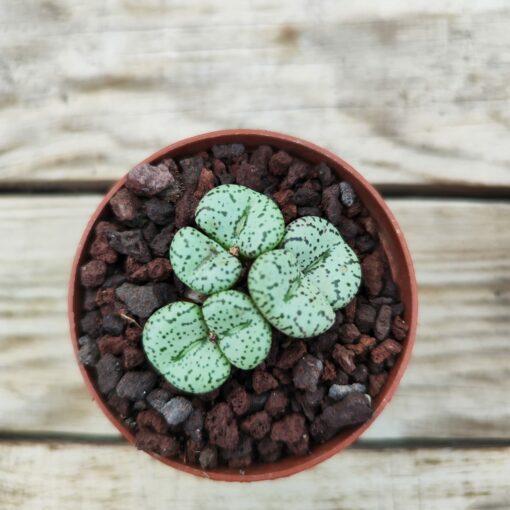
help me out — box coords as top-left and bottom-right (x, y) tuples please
(1, 441), (509, 510)
(0, 1), (509, 186)
(1, 195), (509, 438)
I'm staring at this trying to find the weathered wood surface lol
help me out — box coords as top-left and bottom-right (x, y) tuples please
(1, 1), (510, 186)
(1, 195), (509, 438)
(1, 441), (509, 510)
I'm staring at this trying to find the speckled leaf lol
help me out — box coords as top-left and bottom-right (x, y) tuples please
(165, 341), (231, 394)
(248, 249), (335, 338)
(281, 216), (361, 309)
(169, 227), (242, 295)
(195, 184), (285, 259)
(203, 290), (272, 370)
(143, 301), (230, 394)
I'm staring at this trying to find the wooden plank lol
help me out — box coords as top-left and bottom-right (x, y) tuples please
(1, 441), (509, 509)
(0, 195), (509, 438)
(1, 1), (510, 186)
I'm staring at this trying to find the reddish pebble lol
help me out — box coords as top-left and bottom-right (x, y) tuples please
(264, 390), (288, 418)
(110, 188), (140, 222)
(271, 414), (307, 444)
(123, 346), (145, 369)
(137, 409), (168, 434)
(80, 260), (107, 288)
(276, 341), (307, 369)
(369, 372), (388, 397)
(252, 370), (278, 395)
(332, 344), (356, 374)
(241, 411), (271, 440)
(370, 339), (402, 365)
(194, 168), (215, 200)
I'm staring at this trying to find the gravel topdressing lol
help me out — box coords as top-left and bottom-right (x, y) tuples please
(77, 143), (409, 471)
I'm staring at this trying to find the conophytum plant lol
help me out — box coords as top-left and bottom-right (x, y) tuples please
(143, 184), (361, 393)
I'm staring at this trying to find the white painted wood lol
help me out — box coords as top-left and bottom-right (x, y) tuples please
(0, 196), (509, 437)
(1, 442), (509, 510)
(0, 1), (509, 185)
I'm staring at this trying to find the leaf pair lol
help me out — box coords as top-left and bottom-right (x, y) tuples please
(249, 216), (361, 338)
(143, 290), (271, 394)
(170, 185), (285, 295)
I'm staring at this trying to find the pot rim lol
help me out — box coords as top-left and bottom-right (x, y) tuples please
(68, 129), (418, 482)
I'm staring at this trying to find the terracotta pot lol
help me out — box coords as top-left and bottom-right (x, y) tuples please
(68, 129), (418, 482)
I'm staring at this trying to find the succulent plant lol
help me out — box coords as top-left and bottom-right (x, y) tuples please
(170, 227), (242, 295)
(195, 184), (285, 259)
(143, 290), (271, 394)
(248, 216), (361, 338)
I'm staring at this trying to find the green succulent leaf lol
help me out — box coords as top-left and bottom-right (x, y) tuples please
(169, 227), (242, 295)
(143, 301), (231, 394)
(195, 184), (285, 259)
(281, 216), (362, 309)
(248, 249), (335, 338)
(203, 290), (272, 370)
(143, 292), (272, 393)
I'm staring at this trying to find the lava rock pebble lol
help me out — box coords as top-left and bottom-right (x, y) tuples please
(161, 397), (193, 426)
(80, 260), (107, 288)
(127, 163), (175, 197)
(96, 354), (123, 394)
(116, 371), (157, 401)
(107, 230), (152, 263)
(292, 354), (323, 392)
(328, 383), (367, 401)
(115, 282), (174, 318)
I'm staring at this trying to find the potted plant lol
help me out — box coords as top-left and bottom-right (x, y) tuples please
(69, 129), (417, 481)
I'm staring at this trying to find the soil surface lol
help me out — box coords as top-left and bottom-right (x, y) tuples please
(77, 143), (409, 470)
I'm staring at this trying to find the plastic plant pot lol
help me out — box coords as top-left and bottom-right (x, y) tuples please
(68, 129), (418, 482)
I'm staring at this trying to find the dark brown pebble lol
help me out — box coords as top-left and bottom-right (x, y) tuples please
(368, 372), (388, 397)
(310, 393), (372, 442)
(107, 393), (130, 418)
(241, 411), (271, 440)
(205, 403), (239, 450)
(116, 371), (157, 401)
(110, 188), (141, 222)
(257, 437), (282, 463)
(276, 340), (307, 369)
(149, 224), (175, 257)
(269, 150), (293, 176)
(250, 145), (273, 171)
(102, 314), (125, 335)
(392, 316), (409, 341)
(226, 386), (251, 417)
(322, 184), (342, 226)
(292, 354), (323, 392)
(374, 304), (392, 340)
(211, 144), (245, 161)
(90, 234), (118, 264)
(137, 409), (168, 434)
(339, 323), (361, 344)
(127, 163), (175, 197)
(370, 339), (402, 364)
(236, 161), (265, 192)
(107, 230), (151, 263)
(80, 310), (102, 337)
(271, 414), (307, 444)
(332, 344), (356, 374)
(280, 160), (310, 189)
(80, 260), (107, 288)
(123, 346), (145, 370)
(252, 370), (278, 395)
(317, 162), (336, 188)
(355, 303), (377, 334)
(264, 390), (288, 418)
(135, 430), (179, 458)
(362, 251), (385, 297)
(96, 353), (123, 394)
(145, 198), (175, 225)
(194, 167), (216, 200)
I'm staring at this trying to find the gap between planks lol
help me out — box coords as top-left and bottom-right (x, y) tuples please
(1, 182), (510, 200)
